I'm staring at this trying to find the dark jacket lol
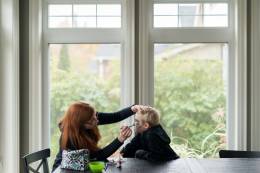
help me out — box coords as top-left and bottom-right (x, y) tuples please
(121, 124), (179, 162)
(52, 106), (134, 172)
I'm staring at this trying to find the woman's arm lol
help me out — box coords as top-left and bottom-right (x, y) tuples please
(97, 106), (135, 125)
(90, 138), (123, 161)
(90, 126), (132, 160)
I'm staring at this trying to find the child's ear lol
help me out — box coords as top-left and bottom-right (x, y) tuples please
(144, 122), (150, 129)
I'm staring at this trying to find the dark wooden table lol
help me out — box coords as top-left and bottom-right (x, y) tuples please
(54, 158), (260, 173)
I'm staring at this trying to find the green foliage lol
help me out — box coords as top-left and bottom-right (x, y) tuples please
(155, 57), (226, 156)
(50, 54), (226, 166)
(58, 44), (70, 71)
(50, 57), (120, 165)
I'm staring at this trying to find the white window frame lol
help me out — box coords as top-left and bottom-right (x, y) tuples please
(138, 0), (247, 150)
(41, 0), (135, 147)
(28, 0), (252, 153)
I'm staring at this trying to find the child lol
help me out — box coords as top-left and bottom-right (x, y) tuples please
(120, 106), (179, 162)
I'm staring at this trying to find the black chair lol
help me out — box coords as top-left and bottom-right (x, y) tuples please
(219, 150), (260, 158)
(22, 148), (50, 173)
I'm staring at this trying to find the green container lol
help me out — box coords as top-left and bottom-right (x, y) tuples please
(88, 161), (105, 173)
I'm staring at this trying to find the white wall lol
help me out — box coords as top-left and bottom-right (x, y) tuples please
(0, 0), (20, 172)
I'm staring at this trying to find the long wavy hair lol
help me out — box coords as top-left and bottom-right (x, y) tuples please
(60, 102), (101, 152)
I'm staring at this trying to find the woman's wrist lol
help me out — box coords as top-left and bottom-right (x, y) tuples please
(117, 136), (125, 143)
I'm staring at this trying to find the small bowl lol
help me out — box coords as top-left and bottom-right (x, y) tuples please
(88, 161), (105, 173)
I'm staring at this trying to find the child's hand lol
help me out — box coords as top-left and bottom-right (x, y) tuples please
(135, 149), (148, 159)
(118, 126), (132, 142)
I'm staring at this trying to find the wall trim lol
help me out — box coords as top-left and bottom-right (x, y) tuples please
(251, 0), (260, 150)
(29, 0), (43, 151)
(13, 0), (20, 171)
(0, 0), (20, 172)
(232, 0), (248, 150)
(122, 0), (135, 108)
(138, 0), (152, 105)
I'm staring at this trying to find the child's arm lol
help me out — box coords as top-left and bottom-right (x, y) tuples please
(120, 135), (141, 158)
(135, 133), (167, 161)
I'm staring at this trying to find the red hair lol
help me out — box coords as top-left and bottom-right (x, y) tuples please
(60, 102), (101, 152)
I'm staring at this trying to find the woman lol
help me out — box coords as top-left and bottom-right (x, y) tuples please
(52, 101), (139, 172)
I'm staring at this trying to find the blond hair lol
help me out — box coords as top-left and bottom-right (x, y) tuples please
(139, 107), (160, 127)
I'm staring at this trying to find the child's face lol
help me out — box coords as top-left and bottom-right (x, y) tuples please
(134, 113), (149, 134)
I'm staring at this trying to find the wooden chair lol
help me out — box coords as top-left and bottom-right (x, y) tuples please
(22, 148), (50, 173)
(219, 150), (260, 158)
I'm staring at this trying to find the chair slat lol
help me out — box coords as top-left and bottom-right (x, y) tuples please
(24, 149), (50, 164)
(22, 148), (50, 173)
(35, 160), (43, 171)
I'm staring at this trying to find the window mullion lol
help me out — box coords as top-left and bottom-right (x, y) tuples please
(138, 0), (153, 105)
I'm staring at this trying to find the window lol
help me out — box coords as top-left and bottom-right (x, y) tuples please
(48, 4), (121, 28)
(154, 3), (228, 27)
(148, 0), (232, 157)
(43, 0), (133, 166)
(135, 0), (237, 157)
(50, 44), (121, 163)
(147, 1), (234, 157)
(42, 0), (246, 164)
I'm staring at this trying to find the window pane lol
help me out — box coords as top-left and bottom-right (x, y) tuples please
(97, 17), (121, 28)
(49, 5), (72, 16)
(49, 17), (72, 28)
(154, 43), (227, 158)
(179, 15), (203, 27)
(153, 3), (228, 28)
(154, 16), (178, 27)
(154, 4), (178, 15)
(48, 3), (121, 28)
(204, 16), (228, 27)
(97, 4), (121, 16)
(49, 44), (121, 166)
(204, 3), (228, 15)
(179, 4), (202, 15)
(73, 5), (96, 16)
(73, 17), (96, 27)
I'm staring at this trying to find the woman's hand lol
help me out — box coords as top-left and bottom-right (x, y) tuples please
(118, 126), (132, 143)
(131, 105), (145, 113)
(131, 105), (152, 113)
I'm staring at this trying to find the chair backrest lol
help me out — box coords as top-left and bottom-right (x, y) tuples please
(23, 148), (50, 173)
(219, 150), (260, 158)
